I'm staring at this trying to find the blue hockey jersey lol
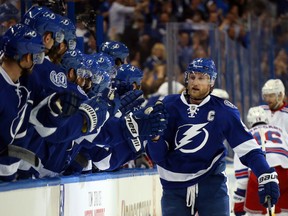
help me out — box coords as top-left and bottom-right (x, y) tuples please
(0, 67), (32, 147)
(145, 93), (270, 189)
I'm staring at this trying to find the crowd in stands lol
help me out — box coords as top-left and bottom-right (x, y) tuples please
(1, 0), (288, 98)
(68, 0), (288, 98)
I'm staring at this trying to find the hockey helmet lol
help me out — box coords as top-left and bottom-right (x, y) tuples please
(93, 52), (116, 77)
(59, 16), (76, 50)
(185, 58), (217, 85)
(21, 6), (64, 43)
(99, 41), (129, 63)
(115, 64), (143, 86)
(1, 23), (45, 64)
(247, 106), (268, 128)
(262, 79), (285, 97)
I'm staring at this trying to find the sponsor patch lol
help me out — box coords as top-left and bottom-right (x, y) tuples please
(224, 100), (237, 109)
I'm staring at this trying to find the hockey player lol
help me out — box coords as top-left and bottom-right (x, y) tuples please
(261, 79), (288, 134)
(233, 106), (288, 215)
(0, 24), (45, 181)
(145, 58), (280, 216)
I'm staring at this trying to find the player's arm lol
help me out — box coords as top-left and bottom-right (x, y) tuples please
(90, 141), (141, 171)
(30, 94), (112, 142)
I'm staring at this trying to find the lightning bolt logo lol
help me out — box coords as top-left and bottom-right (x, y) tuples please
(175, 123), (209, 153)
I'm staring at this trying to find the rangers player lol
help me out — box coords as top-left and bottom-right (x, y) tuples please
(233, 106), (288, 215)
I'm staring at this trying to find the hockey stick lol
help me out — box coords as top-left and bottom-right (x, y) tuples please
(0, 145), (40, 167)
(267, 196), (272, 216)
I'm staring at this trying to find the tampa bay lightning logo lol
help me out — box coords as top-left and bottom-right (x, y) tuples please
(97, 57), (105, 63)
(10, 86), (31, 143)
(50, 70), (67, 88)
(175, 123), (209, 153)
(112, 44), (120, 49)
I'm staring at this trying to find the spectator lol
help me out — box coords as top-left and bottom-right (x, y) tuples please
(108, 0), (148, 41)
(143, 42), (166, 71)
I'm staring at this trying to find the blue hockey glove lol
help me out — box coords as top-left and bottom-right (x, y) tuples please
(79, 97), (109, 133)
(123, 101), (168, 152)
(48, 91), (82, 117)
(113, 80), (133, 96)
(233, 188), (246, 216)
(258, 168), (280, 208)
(119, 90), (145, 115)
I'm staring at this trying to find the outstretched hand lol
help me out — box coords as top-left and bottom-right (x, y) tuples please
(123, 101), (168, 152)
(48, 91), (82, 117)
(119, 89), (145, 115)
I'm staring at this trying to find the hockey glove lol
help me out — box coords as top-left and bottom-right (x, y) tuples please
(119, 90), (145, 115)
(79, 97), (109, 133)
(48, 91), (82, 117)
(258, 167), (280, 208)
(113, 80), (133, 96)
(233, 188), (246, 216)
(123, 102), (168, 152)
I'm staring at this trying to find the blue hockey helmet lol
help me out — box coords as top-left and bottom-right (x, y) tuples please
(59, 16), (77, 50)
(115, 64), (143, 86)
(93, 52), (116, 77)
(1, 23), (45, 63)
(84, 58), (111, 94)
(61, 49), (91, 78)
(91, 68), (111, 95)
(21, 6), (64, 43)
(185, 58), (217, 85)
(0, 2), (19, 23)
(99, 41), (129, 63)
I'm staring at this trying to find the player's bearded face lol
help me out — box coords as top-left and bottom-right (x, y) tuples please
(263, 93), (282, 110)
(187, 72), (211, 100)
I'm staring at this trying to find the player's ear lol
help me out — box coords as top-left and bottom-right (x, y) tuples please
(21, 53), (32, 63)
(67, 68), (76, 82)
(59, 42), (67, 53)
(43, 32), (52, 44)
(132, 82), (140, 90)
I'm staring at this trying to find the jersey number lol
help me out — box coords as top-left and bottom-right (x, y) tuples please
(253, 131), (282, 145)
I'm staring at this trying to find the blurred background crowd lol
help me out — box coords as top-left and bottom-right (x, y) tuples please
(1, 0), (287, 102)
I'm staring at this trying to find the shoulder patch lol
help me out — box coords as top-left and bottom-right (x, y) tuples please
(50, 70), (67, 88)
(224, 100), (237, 109)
